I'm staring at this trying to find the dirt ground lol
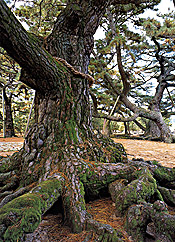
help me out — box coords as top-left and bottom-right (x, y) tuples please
(0, 136), (175, 168)
(113, 138), (175, 168)
(0, 136), (24, 157)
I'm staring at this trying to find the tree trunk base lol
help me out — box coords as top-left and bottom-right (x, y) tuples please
(0, 134), (175, 241)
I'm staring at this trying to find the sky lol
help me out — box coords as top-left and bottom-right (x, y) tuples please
(146, 0), (174, 15)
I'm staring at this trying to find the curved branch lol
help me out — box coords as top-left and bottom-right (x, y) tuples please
(93, 112), (139, 122)
(116, 44), (131, 95)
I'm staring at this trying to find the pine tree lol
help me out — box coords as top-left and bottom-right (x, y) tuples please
(91, 2), (175, 142)
(1, 1), (175, 241)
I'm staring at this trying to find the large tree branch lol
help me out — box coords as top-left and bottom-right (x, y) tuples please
(0, 1), (74, 94)
(0, 0), (161, 95)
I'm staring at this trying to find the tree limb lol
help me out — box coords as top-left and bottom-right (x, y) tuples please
(0, 1), (71, 94)
(93, 112), (139, 122)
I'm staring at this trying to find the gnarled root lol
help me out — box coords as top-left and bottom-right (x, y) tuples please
(109, 160), (175, 241)
(0, 177), (62, 241)
(0, 155), (134, 241)
(1, 139), (175, 241)
(125, 200), (175, 242)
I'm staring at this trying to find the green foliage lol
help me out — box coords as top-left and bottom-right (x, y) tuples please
(14, 0), (67, 36)
(90, 1), (175, 134)
(0, 48), (35, 135)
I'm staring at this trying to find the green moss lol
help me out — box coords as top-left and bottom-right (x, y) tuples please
(0, 162), (9, 173)
(72, 3), (81, 11)
(153, 215), (175, 242)
(152, 160), (159, 165)
(154, 167), (175, 183)
(115, 169), (162, 214)
(0, 157), (19, 173)
(0, 178), (62, 241)
(79, 181), (85, 197)
(65, 120), (78, 144)
(0, 193), (43, 241)
(79, 163), (133, 198)
(158, 186), (175, 206)
(4, 207), (41, 241)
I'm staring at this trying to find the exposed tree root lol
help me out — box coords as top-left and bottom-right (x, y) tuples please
(0, 137), (175, 241)
(109, 159), (175, 242)
(0, 178), (62, 241)
(0, 186), (33, 208)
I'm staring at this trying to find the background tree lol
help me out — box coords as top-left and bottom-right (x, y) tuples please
(0, 48), (19, 137)
(0, 48), (34, 137)
(91, 2), (175, 142)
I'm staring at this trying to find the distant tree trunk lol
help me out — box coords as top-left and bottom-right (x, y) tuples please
(3, 88), (15, 137)
(124, 122), (130, 135)
(144, 82), (173, 142)
(102, 96), (120, 136)
(102, 119), (111, 136)
(133, 119), (146, 133)
(0, 111), (2, 133)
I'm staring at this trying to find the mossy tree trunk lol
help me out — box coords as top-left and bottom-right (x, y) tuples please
(0, 1), (175, 241)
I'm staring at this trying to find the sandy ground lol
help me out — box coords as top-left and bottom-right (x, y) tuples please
(0, 136), (175, 168)
(113, 138), (175, 168)
(0, 136), (24, 157)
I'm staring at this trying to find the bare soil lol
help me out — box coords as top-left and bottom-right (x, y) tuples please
(113, 138), (175, 168)
(0, 136), (24, 157)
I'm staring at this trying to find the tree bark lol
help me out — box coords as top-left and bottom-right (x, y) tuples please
(0, 1), (175, 241)
(0, 0), (126, 239)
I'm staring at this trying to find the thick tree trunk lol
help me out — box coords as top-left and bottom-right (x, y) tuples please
(3, 88), (15, 137)
(0, 0), (127, 239)
(0, 1), (175, 241)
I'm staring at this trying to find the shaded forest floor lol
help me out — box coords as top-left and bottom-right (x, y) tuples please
(1, 136), (175, 241)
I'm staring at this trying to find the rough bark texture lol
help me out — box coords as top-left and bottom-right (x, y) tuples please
(0, 1), (175, 241)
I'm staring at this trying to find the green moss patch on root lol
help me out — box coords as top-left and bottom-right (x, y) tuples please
(0, 178), (62, 241)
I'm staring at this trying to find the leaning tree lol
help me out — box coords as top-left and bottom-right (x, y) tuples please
(0, 0), (175, 241)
